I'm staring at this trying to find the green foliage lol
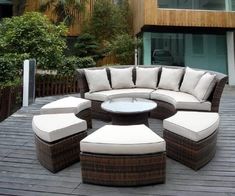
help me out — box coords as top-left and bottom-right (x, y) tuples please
(82, 0), (133, 64)
(110, 34), (140, 65)
(74, 33), (105, 61)
(0, 53), (29, 85)
(84, 0), (131, 43)
(0, 12), (68, 70)
(57, 56), (96, 75)
(115, 0), (133, 35)
(40, 0), (87, 26)
(75, 56), (96, 68)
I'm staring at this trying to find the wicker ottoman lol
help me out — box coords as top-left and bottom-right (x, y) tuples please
(163, 111), (220, 170)
(80, 124), (166, 186)
(40, 96), (92, 128)
(32, 113), (87, 173)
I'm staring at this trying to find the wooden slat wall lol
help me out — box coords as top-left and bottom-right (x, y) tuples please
(24, 0), (95, 36)
(96, 54), (118, 66)
(129, 0), (145, 35)
(131, 0), (235, 35)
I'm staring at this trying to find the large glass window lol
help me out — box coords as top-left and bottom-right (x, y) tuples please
(158, 0), (226, 11)
(231, 0), (235, 10)
(146, 32), (227, 74)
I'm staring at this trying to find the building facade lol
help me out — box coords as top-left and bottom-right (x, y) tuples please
(1, 0), (235, 84)
(130, 0), (235, 85)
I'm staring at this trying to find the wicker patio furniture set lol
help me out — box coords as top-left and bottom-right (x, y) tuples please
(32, 65), (227, 186)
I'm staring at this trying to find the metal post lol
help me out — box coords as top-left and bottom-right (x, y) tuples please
(23, 59), (36, 106)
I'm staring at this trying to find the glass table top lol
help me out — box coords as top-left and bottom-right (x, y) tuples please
(101, 97), (157, 114)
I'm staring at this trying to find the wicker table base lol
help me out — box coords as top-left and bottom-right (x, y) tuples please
(35, 131), (87, 173)
(111, 112), (149, 126)
(163, 129), (218, 170)
(80, 152), (166, 186)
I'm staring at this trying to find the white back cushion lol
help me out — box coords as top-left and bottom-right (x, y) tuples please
(110, 67), (134, 89)
(135, 67), (160, 89)
(180, 67), (205, 94)
(158, 68), (184, 91)
(193, 73), (216, 101)
(85, 69), (111, 93)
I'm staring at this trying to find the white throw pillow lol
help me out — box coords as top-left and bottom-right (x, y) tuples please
(110, 67), (134, 89)
(158, 68), (184, 91)
(193, 73), (216, 101)
(85, 69), (111, 93)
(135, 67), (160, 89)
(180, 67), (205, 94)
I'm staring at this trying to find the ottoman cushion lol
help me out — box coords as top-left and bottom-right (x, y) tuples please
(32, 113), (87, 142)
(40, 97), (91, 115)
(163, 111), (219, 142)
(80, 124), (165, 155)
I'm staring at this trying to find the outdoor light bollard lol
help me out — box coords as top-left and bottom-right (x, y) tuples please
(23, 59), (36, 107)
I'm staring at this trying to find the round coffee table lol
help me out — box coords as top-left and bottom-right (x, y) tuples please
(101, 97), (157, 126)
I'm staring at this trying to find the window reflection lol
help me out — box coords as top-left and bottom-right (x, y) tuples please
(158, 0), (226, 11)
(150, 33), (227, 74)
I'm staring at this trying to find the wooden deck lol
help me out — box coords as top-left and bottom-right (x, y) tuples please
(0, 86), (235, 196)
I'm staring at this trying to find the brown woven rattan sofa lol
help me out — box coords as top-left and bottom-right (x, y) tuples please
(77, 65), (228, 121)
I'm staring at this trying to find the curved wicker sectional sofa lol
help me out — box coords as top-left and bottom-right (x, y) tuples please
(77, 65), (228, 121)
(76, 65), (228, 183)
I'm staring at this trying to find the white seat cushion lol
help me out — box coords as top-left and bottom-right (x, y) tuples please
(110, 67), (134, 89)
(40, 97), (91, 115)
(32, 113), (87, 142)
(135, 67), (160, 89)
(85, 69), (111, 92)
(85, 88), (154, 101)
(158, 67), (184, 91)
(180, 67), (205, 94)
(163, 111), (219, 142)
(80, 125), (165, 155)
(150, 89), (211, 111)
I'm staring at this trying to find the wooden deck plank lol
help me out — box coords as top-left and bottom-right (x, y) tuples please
(0, 86), (235, 195)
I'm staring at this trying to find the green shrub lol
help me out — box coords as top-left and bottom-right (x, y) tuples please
(0, 12), (67, 70)
(110, 34), (140, 65)
(84, 0), (131, 43)
(0, 53), (29, 85)
(75, 56), (96, 68)
(57, 56), (96, 75)
(74, 33), (105, 61)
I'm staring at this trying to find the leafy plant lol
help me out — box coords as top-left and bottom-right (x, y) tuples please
(110, 33), (140, 65)
(57, 56), (95, 75)
(81, 0), (133, 65)
(75, 56), (96, 68)
(0, 12), (67, 70)
(84, 0), (130, 43)
(0, 53), (29, 85)
(39, 0), (87, 26)
(74, 33), (105, 61)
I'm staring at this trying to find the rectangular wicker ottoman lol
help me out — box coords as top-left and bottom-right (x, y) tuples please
(80, 124), (166, 186)
(163, 111), (220, 170)
(32, 113), (87, 173)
